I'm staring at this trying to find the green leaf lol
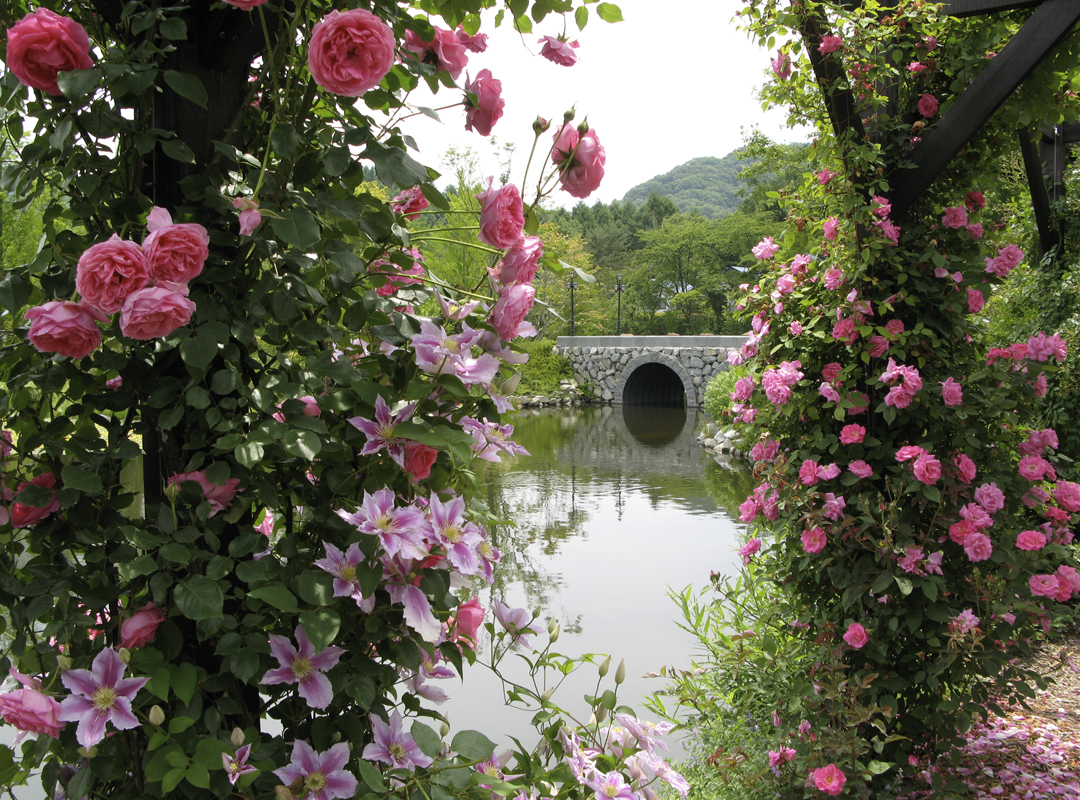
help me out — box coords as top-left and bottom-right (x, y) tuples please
(147, 666), (171, 701)
(0, 273), (32, 317)
(235, 441), (265, 468)
(172, 663), (198, 706)
(283, 430), (322, 460)
(271, 123), (301, 159)
(249, 583), (299, 612)
(159, 16), (187, 40)
(162, 138), (196, 163)
(60, 464), (103, 495)
(895, 576), (914, 597)
(57, 67), (100, 101)
(164, 70), (207, 107)
(298, 609), (341, 651)
(298, 570), (335, 606)
(451, 730), (496, 761)
(596, 2), (623, 22)
(162, 767), (186, 793)
(867, 760), (893, 775)
(185, 765), (211, 789)
(174, 576), (224, 621)
(272, 208), (321, 250)
(575, 5), (589, 29)
(168, 716), (196, 734)
(362, 143), (429, 187)
(356, 759), (386, 793)
(410, 720), (442, 758)
(180, 326), (219, 370)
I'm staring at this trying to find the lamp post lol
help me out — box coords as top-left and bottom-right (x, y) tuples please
(615, 273), (625, 335)
(569, 277), (577, 336)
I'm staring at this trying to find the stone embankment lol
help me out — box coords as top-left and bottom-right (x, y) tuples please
(697, 419), (748, 469)
(507, 380), (607, 409)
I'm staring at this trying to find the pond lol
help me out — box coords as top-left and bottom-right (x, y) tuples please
(444, 404), (755, 755)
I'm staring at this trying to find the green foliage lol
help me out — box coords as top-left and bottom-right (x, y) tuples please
(703, 362), (748, 422)
(513, 338), (573, 395)
(622, 155), (751, 219)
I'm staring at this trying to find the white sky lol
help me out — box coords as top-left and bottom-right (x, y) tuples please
(402, 0), (810, 208)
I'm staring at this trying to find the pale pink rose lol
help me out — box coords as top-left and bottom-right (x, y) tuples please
(76, 234), (151, 313)
(491, 236), (543, 285)
(941, 205), (968, 229)
(120, 603), (167, 649)
(918, 93), (939, 117)
(1018, 455), (1051, 481)
(25, 301), (108, 359)
(402, 441), (438, 481)
(817, 35), (842, 54)
(842, 623), (868, 648)
(967, 223), (984, 239)
(789, 320), (803, 336)
(222, 0), (269, 7)
(839, 424), (865, 445)
(963, 532), (993, 562)
(143, 218), (209, 284)
(390, 186), (429, 221)
(1054, 481), (1080, 512)
(752, 236), (780, 260)
(455, 27), (488, 53)
(455, 597), (485, 641)
(11, 473), (61, 528)
(848, 460), (873, 479)
(912, 452), (941, 485)
(488, 283), (535, 341)
(538, 35), (579, 66)
(464, 69), (504, 136)
(167, 470), (241, 516)
(0, 669), (63, 738)
(1016, 530), (1047, 551)
(823, 267), (845, 290)
(309, 9), (396, 96)
(475, 179), (525, 249)
(551, 124), (606, 200)
(967, 288), (985, 314)
(120, 287), (196, 340)
(5, 8), (94, 96)
(403, 27), (468, 81)
(885, 319), (904, 337)
(823, 216), (839, 240)
(941, 377), (963, 406)
(1057, 565), (1080, 597)
(232, 197), (263, 235)
(802, 527), (827, 554)
(1030, 573), (1059, 598)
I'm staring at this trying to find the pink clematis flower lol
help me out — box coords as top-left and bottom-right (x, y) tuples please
(348, 395), (416, 469)
(493, 600), (542, 650)
(223, 744), (257, 785)
(362, 711), (433, 770)
(275, 741), (358, 800)
(584, 771), (636, 800)
(314, 542), (372, 611)
(260, 626), (344, 710)
(58, 647), (149, 748)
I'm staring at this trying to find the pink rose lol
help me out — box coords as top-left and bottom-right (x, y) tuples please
(309, 9), (396, 96)
(0, 669), (63, 738)
(839, 424), (865, 445)
(912, 452), (941, 485)
(1054, 481), (1080, 512)
(802, 527), (827, 554)
(11, 473), (61, 528)
(456, 27), (488, 53)
(738, 538), (761, 565)
(232, 197), (263, 235)
(5, 8), (94, 96)
(120, 603), (167, 649)
(823, 267), (846, 290)
(963, 532), (993, 562)
(120, 286), (196, 340)
(167, 470), (241, 517)
(390, 186), (429, 221)
(967, 288), (985, 314)
(491, 236), (543, 286)
(25, 301), (108, 359)
(552, 124), (606, 199)
(403, 441), (438, 481)
(76, 234), (151, 313)
(885, 319), (905, 337)
(538, 35), (579, 66)
(488, 283), (535, 341)
(463, 69), (505, 137)
(1016, 530), (1047, 551)
(143, 218), (209, 284)
(823, 216), (839, 240)
(818, 35), (842, 54)
(475, 179), (525, 249)
(771, 49), (792, 80)
(941, 377), (963, 406)
(369, 248), (426, 297)
(455, 596), (485, 641)
(967, 223), (984, 239)
(868, 335), (890, 358)
(1030, 573), (1059, 598)
(1018, 455), (1051, 482)
(918, 93), (939, 117)
(941, 205), (968, 229)
(822, 363), (842, 382)
(848, 460), (873, 479)
(403, 27), (468, 81)
(954, 453), (977, 484)
(222, 0), (269, 7)
(842, 623), (867, 648)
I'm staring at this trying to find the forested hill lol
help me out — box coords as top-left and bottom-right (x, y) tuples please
(622, 152), (750, 218)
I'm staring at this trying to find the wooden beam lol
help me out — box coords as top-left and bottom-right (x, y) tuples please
(799, 11), (866, 145)
(944, 0), (1046, 17)
(1018, 127), (1060, 259)
(889, 0), (1080, 218)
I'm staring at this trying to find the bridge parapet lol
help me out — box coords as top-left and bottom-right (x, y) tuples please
(553, 335), (749, 406)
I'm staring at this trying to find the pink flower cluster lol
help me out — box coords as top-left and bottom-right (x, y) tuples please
(984, 244), (1025, 278)
(879, 357), (923, 408)
(761, 360), (804, 406)
(739, 482), (779, 523)
(1029, 566), (1080, 601)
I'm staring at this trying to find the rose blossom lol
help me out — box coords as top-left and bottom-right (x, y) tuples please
(941, 205), (968, 229)
(76, 235), (151, 313)
(848, 460), (872, 479)
(551, 124), (606, 199)
(1030, 573), (1059, 598)
(538, 35), (579, 66)
(454, 596), (485, 642)
(752, 237), (780, 260)
(5, 8), (94, 96)
(232, 197), (263, 235)
(308, 9), (396, 96)
(1016, 530), (1047, 551)
(812, 764), (846, 796)
(0, 669), (63, 739)
(918, 93), (939, 117)
(11, 472), (61, 528)
(390, 186), (429, 221)
(167, 470), (241, 516)
(142, 210), (209, 284)
(839, 424), (865, 445)
(402, 441), (438, 481)
(823, 216), (839, 240)
(738, 538), (761, 565)
(456, 27), (488, 53)
(25, 301), (108, 360)
(1054, 481), (1080, 512)
(119, 603), (167, 649)
(491, 236), (543, 286)
(771, 49), (792, 80)
(802, 527), (827, 554)
(475, 179), (524, 249)
(842, 623), (868, 648)
(488, 283), (535, 341)
(463, 69), (504, 136)
(120, 286), (196, 340)
(941, 377), (963, 406)
(963, 532), (993, 562)
(404, 27), (468, 81)
(818, 35), (842, 54)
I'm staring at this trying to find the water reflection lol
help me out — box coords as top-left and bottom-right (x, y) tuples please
(448, 405), (753, 753)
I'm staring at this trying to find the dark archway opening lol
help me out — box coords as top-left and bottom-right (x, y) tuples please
(621, 362), (686, 407)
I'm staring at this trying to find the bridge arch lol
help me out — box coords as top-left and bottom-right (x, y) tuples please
(614, 352), (696, 408)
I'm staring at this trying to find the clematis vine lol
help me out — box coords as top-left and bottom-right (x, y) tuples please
(260, 626), (344, 710)
(58, 647), (148, 748)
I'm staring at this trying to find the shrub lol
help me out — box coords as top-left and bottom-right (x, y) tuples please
(514, 338), (573, 395)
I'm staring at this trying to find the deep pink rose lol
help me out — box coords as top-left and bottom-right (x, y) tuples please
(120, 286), (196, 340)
(390, 186), (429, 221)
(492, 236), (543, 286)
(1016, 530), (1047, 551)
(823, 216), (839, 240)
(538, 35), (579, 66)
(771, 49), (792, 80)
(1030, 573), (1059, 598)
(369, 248), (426, 297)
(868, 335), (890, 358)
(941, 377), (963, 407)
(738, 538), (761, 565)
(1054, 481), (1080, 512)
(5, 8), (94, 96)
(475, 180), (525, 249)
(885, 319), (905, 337)
(11, 473), (60, 528)
(963, 532), (993, 562)
(455, 27), (488, 53)
(309, 9), (396, 97)
(167, 470), (241, 517)
(967, 288), (985, 314)
(143, 220), (209, 284)
(232, 197), (263, 235)
(913, 452), (941, 485)
(954, 453), (977, 484)
(404, 27), (468, 81)
(817, 35), (842, 54)
(222, 0), (269, 8)
(455, 596), (485, 641)
(812, 764), (847, 796)
(488, 283), (535, 341)
(918, 93), (939, 117)
(0, 669), (63, 738)
(76, 234), (151, 313)
(802, 527), (827, 554)
(120, 603), (167, 649)
(403, 441), (438, 480)
(842, 623), (868, 648)
(25, 301), (108, 359)
(941, 205), (968, 229)
(839, 424), (865, 445)
(552, 124), (606, 199)
(463, 69), (504, 136)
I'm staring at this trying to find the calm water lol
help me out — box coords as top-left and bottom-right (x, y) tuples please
(445, 405), (754, 754)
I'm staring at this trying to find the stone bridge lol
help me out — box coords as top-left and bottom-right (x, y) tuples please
(553, 335), (749, 408)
